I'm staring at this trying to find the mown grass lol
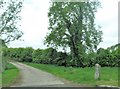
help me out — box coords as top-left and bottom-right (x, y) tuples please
(2, 63), (19, 87)
(25, 63), (118, 86)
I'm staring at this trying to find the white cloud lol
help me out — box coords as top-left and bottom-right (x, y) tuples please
(9, 0), (118, 49)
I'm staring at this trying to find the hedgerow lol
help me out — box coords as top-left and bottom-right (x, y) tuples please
(2, 44), (120, 67)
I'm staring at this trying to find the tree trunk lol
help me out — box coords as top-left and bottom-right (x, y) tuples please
(70, 36), (83, 67)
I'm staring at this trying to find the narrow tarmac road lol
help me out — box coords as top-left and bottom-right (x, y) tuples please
(10, 62), (86, 87)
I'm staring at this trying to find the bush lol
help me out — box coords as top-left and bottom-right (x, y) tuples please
(3, 47), (33, 62)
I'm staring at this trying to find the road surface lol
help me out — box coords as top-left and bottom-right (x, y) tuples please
(10, 62), (87, 87)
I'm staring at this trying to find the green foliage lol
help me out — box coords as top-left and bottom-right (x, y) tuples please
(20, 47), (33, 62)
(45, 1), (103, 67)
(2, 43), (119, 67)
(32, 49), (43, 63)
(96, 44), (120, 67)
(3, 47), (33, 62)
(0, 0), (23, 43)
(0, 39), (7, 48)
(32, 48), (67, 65)
(53, 52), (67, 66)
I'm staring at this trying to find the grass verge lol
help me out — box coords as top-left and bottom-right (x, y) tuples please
(0, 73), (2, 88)
(2, 63), (19, 87)
(25, 63), (118, 86)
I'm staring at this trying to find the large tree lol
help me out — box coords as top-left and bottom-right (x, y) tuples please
(45, 1), (103, 67)
(0, 0), (23, 43)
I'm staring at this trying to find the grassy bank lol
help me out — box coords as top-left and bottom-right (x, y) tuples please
(2, 63), (19, 87)
(25, 63), (118, 86)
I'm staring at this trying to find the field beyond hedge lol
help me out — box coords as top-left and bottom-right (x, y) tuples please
(25, 63), (118, 86)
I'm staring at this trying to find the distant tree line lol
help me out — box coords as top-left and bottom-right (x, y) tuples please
(2, 43), (120, 67)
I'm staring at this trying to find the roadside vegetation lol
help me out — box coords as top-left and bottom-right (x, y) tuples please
(2, 43), (119, 68)
(0, 74), (1, 87)
(2, 57), (19, 87)
(2, 43), (119, 86)
(0, 0), (23, 87)
(2, 63), (19, 87)
(24, 63), (118, 86)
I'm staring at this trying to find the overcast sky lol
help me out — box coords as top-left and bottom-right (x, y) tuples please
(9, 0), (119, 50)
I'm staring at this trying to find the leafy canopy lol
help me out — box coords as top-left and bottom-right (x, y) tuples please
(45, 1), (103, 52)
(0, 0), (23, 43)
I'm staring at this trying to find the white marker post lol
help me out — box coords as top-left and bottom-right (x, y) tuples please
(95, 64), (101, 80)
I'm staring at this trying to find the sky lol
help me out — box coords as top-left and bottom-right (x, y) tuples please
(9, 0), (119, 50)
